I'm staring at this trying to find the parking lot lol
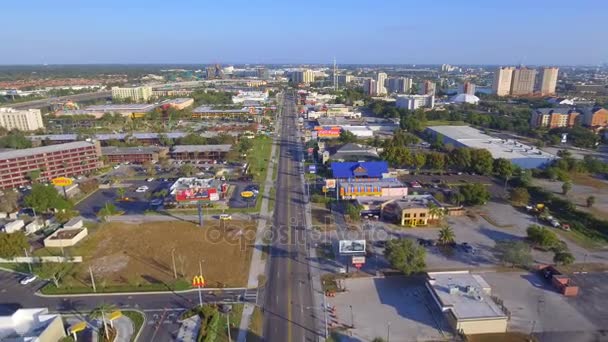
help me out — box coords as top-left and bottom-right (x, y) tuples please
(329, 276), (453, 342)
(398, 173), (507, 199)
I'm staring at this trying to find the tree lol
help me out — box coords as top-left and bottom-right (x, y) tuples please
(510, 187), (530, 206)
(339, 130), (357, 144)
(553, 250), (575, 266)
(344, 202), (363, 221)
(0, 190), (20, 213)
(116, 187), (126, 200)
(27, 169), (42, 183)
(90, 303), (117, 339)
(470, 149), (493, 175)
(426, 152), (445, 170)
(493, 158), (513, 189)
(143, 161), (156, 177)
(179, 133), (207, 145)
(450, 148), (471, 170)
(562, 181), (572, 195)
(24, 184), (71, 213)
(586, 195), (595, 208)
(459, 183), (490, 205)
(179, 163), (197, 177)
(428, 203), (445, 223)
(412, 153), (427, 171)
(383, 239), (426, 275)
(437, 226), (455, 245)
(494, 240), (533, 268)
(526, 225), (560, 250)
(0, 232), (29, 258)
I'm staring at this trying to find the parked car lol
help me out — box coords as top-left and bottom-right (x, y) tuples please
(20, 275), (37, 285)
(136, 187), (148, 193)
(146, 178), (154, 182)
(461, 242), (475, 254)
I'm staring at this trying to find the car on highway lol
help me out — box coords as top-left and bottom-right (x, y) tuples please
(20, 275), (37, 285)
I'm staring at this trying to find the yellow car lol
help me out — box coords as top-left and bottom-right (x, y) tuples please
(240, 191), (254, 198)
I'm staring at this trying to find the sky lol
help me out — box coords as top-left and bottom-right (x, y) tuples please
(1, 0), (607, 66)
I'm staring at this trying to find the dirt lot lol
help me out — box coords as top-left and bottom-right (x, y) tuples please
(310, 204), (335, 231)
(56, 220), (256, 288)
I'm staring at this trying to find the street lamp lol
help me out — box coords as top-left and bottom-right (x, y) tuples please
(349, 305), (354, 328)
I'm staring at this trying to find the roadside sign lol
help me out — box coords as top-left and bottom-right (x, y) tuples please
(68, 321), (87, 334)
(51, 177), (73, 187)
(240, 191), (255, 198)
(325, 179), (336, 189)
(339, 240), (366, 255)
(192, 275), (206, 288)
(109, 311), (122, 321)
(352, 256), (366, 265)
(354, 263), (363, 269)
(322, 186), (327, 193)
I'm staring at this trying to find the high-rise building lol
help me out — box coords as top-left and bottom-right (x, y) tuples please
(256, 67), (269, 80)
(418, 80), (436, 96)
(386, 77), (412, 94)
(336, 75), (352, 87)
(363, 79), (377, 96)
(492, 67), (515, 96)
(376, 72), (387, 95)
(0, 108), (44, 131)
(111, 86), (153, 102)
(460, 81), (476, 95)
(292, 69), (315, 84)
(538, 67), (559, 96)
(395, 94), (435, 110)
(510, 67), (537, 96)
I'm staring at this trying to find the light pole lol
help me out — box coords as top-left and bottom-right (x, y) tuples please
(323, 294), (329, 338)
(171, 248), (177, 279)
(198, 259), (204, 307)
(387, 321), (391, 342)
(349, 305), (354, 328)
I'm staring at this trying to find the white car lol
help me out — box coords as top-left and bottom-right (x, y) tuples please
(146, 178), (154, 182)
(135, 187), (147, 193)
(20, 275), (37, 285)
(113, 165), (120, 169)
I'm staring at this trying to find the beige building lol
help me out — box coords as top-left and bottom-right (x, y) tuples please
(376, 72), (387, 95)
(492, 67), (515, 96)
(510, 67), (537, 96)
(0, 108), (44, 131)
(539, 67), (559, 96)
(426, 271), (508, 335)
(292, 69), (315, 84)
(111, 86), (153, 102)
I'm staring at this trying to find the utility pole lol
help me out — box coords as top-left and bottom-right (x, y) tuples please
(349, 304), (354, 328)
(387, 321), (391, 342)
(89, 266), (96, 293)
(226, 312), (231, 341)
(171, 248), (177, 279)
(197, 259), (204, 307)
(323, 294), (328, 338)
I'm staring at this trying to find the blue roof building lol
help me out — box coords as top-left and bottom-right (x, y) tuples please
(331, 161), (388, 179)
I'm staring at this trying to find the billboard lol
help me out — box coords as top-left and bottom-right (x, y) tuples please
(175, 187), (218, 202)
(351, 256), (366, 265)
(339, 240), (366, 255)
(325, 179), (336, 189)
(317, 129), (341, 138)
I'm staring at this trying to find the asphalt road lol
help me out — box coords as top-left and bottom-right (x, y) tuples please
(263, 93), (317, 342)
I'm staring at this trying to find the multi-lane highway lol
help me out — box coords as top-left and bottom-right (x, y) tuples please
(263, 93), (317, 342)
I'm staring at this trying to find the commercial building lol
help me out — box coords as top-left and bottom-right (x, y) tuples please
(256, 67), (269, 80)
(418, 80), (436, 96)
(425, 125), (556, 169)
(44, 227), (88, 248)
(492, 67), (515, 96)
(170, 144), (231, 162)
(0, 308), (66, 342)
(376, 72), (388, 95)
(338, 178), (407, 199)
(101, 146), (168, 164)
(331, 161), (388, 180)
(191, 106), (258, 119)
(0, 108), (44, 131)
(232, 91), (269, 104)
(386, 77), (412, 94)
(395, 94), (435, 110)
(363, 79), (377, 96)
(292, 69), (315, 84)
(538, 67), (559, 96)
(169, 177), (226, 204)
(580, 106), (608, 128)
(163, 98), (194, 110)
(531, 108), (580, 129)
(426, 271), (508, 335)
(0, 141), (101, 190)
(330, 143), (380, 162)
(460, 81), (476, 95)
(510, 67), (537, 96)
(382, 200), (429, 226)
(82, 103), (158, 118)
(111, 86), (153, 102)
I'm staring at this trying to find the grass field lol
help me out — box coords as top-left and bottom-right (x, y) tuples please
(467, 332), (537, 342)
(122, 310), (145, 342)
(247, 136), (273, 184)
(39, 220), (256, 293)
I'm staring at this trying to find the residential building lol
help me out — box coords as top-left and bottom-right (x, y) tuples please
(28, 132), (187, 146)
(492, 67), (515, 96)
(363, 79), (377, 96)
(538, 67), (559, 96)
(256, 67), (269, 80)
(426, 271), (508, 335)
(0, 108), (44, 131)
(101, 146), (168, 164)
(580, 106), (608, 128)
(376, 72), (388, 95)
(0, 308), (66, 342)
(460, 81), (476, 95)
(531, 108), (580, 129)
(336, 75), (352, 86)
(425, 125), (556, 169)
(170, 145), (232, 162)
(395, 94), (435, 110)
(292, 69), (315, 84)
(386, 77), (412, 94)
(0, 141), (101, 190)
(331, 161), (388, 180)
(510, 67), (537, 96)
(163, 98), (194, 110)
(418, 80), (436, 95)
(111, 86), (153, 102)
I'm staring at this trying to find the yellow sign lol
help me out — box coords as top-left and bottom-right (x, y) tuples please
(51, 177), (73, 187)
(192, 275), (206, 287)
(240, 191), (254, 198)
(322, 186), (327, 193)
(68, 321), (87, 334)
(109, 311), (123, 321)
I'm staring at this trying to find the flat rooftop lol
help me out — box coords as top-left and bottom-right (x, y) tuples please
(0, 141), (96, 160)
(192, 105), (250, 113)
(84, 104), (157, 112)
(427, 271), (506, 321)
(171, 144), (232, 153)
(101, 146), (164, 155)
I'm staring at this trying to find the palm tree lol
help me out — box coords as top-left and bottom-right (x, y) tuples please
(438, 225), (456, 246)
(90, 303), (117, 339)
(428, 204), (445, 223)
(116, 187), (126, 200)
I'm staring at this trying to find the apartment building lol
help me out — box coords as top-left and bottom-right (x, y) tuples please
(363, 78), (377, 96)
(580, 106), (608, 128)
(531, 108), (580, 129)
(538, 67), (559, 96)
(510, 67), (537, 96)
(376, 72), (388, 95)
(492, 67), (515, 96)
(101, 146), (168, 164)
(418, 80), (436, 96)
(111, 86), (153, 102)
(292, 70), (315, 84)
(461, 81), (476, 95)
(170, 145), (232, 162)
(0, 141), (101, 189)
(395, 94), (435, 110)
(386, 77), (413, 94)
(0, 108), (44, 131)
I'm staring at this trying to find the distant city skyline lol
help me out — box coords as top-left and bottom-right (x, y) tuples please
(2, 0), (607, 66)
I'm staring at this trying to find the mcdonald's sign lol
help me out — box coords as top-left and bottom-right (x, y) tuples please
(192, 275), (206, 288)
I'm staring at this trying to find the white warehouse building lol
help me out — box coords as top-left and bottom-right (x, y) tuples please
(425, 125), (557, 169)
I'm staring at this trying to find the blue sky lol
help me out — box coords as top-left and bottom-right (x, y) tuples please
(1, 0), (606, 65)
